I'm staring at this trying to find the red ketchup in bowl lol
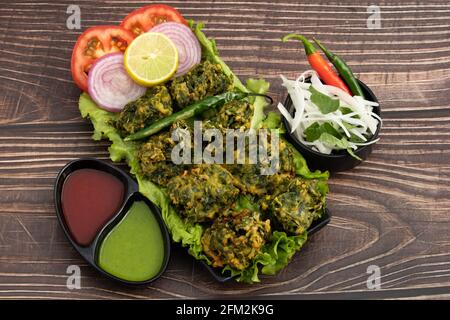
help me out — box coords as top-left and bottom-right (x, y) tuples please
(61, 168), (125, 246)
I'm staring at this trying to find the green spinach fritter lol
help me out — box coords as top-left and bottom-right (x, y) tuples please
(204, 100), (254, 132)
(202, 209), (271, 270)
(140, 161), (187, 187)
(225, 164), (269, 196)
(138, 121), (192, 185)
(223, 138), (296, 196)
(115, 86), (173, 135)
(268, 178), (326, 235)
(138, 131), (174, 163)
(166, 165), (240, 223)
(169, 60), (233, 109)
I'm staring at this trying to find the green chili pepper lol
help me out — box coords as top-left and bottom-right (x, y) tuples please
(313, 38), (365, 98)
(124, 92), (271, 141)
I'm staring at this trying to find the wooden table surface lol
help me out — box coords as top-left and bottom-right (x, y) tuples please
(1, 0), (450, 300)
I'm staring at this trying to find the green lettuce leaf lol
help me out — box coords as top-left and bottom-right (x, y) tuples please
(79, 93), (140, 174)
(290, 140), (330, 180)
(137, 176), (206, 260)
(261, 111), (285, 134)
(246, 78), (271, 130)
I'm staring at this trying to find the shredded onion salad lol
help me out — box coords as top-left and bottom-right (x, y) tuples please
(277, 70), (381, 160)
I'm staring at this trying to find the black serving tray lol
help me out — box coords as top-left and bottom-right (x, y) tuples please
(54, 158), (171, 285)
(202, 207), (332, 283)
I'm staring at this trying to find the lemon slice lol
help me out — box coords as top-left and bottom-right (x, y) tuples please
(124, 32), (178, 86)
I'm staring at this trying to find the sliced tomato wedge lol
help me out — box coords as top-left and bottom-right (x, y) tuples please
(71, 26), (135, 91)
(121, 4), (188, 36)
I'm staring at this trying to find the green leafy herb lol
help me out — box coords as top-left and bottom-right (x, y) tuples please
(340, 106), (360, 119)
(310, 86), (340, 114)
(340, 106), (353, 115)
(304, 122), (341, 142)
(349, 132), (365, 143)
(318, 132), (362, 161)
(342, 122), (356, 130)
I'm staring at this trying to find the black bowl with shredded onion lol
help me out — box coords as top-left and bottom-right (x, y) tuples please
(282, 79), (381, 172)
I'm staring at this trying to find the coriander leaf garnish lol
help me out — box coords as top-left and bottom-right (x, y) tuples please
(310, 85), (340, 114)
(340, 106), (360, 119)
(349, 132), (366, 143)
(318, 132), (362, 160)
(318, 132), (348, 149)
(304, 122), (322, 141)
(340, 106), (353, 115)
(304, 122), (342, 142)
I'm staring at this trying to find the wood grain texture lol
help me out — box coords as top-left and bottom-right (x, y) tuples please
(0, 0), (450, 299)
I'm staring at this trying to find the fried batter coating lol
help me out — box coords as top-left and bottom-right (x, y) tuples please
(137, 121), (193, 186)
(202, 210), (271, 270)
(268, 178), (326, 235)
(169, 60), (233, 109)
(166, 165), (240, 222)
(115, 86), (173, 136)
(204, 100), (254, 132)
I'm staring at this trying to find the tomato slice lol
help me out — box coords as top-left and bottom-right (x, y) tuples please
(71, 26), (135, 91)
(121, 4), (188, 36)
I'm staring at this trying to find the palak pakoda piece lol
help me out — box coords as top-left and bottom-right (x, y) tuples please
(269, 178), (326, 235)
(138, 132), (182, 186)
(204, 100), (254, 131)
(138, 131), (174, 163)
(115, 85), (173, 135)
(202, 210), (271, 270)
(169, 60), (233, 109)
(224, 164), (273, 196)
(278, 139), (296, 175)
(221, 135), (297, 196)
(166, 165), (240, 222)
(138, 120), (193, 186)
(141, 161), (188, 187)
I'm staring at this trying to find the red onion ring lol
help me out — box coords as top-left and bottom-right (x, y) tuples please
(150, 22), (201, 77)
(88, 53), (146, 112)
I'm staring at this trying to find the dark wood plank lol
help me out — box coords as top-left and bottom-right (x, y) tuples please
(0, 0), (450, 299)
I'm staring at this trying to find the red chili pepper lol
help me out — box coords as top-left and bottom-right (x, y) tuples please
(282, 34), (351, 95)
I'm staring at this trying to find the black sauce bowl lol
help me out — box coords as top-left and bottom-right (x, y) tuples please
(54, 158), (171, 285)
(282, 79), (381, 172)
(203, 208), (332, 283)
